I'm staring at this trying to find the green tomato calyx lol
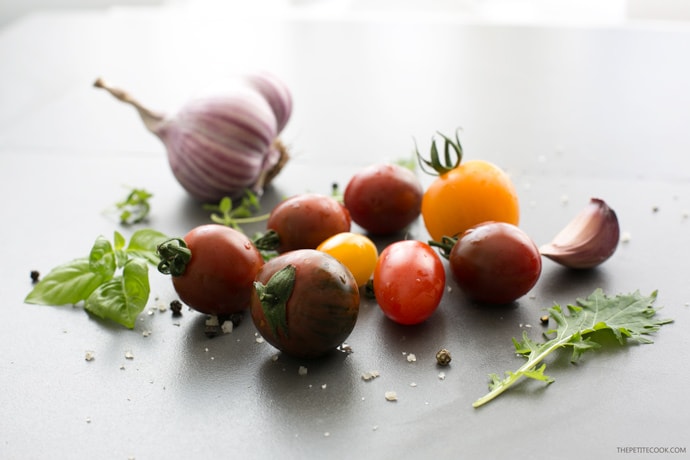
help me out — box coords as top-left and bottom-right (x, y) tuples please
(416, 128), (464, 176)
(253, 229), (281, 251)
(254, 264), (296, 338)
(156, 238), (192, 277)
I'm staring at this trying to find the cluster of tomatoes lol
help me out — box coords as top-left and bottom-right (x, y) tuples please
(157, 134), (544, 358)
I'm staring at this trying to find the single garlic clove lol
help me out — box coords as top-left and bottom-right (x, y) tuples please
(244, 71), (293, 133)
(539, 197), (620, 269)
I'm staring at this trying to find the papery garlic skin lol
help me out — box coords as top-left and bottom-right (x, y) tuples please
(94, 72), (292, 203)
(158, 90), (278, 202)
(539, 198), (620, 269)
(245, 71), (293, 133)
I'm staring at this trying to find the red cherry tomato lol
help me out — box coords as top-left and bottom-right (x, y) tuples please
(264, 193), (351, 253)
(373, 240), (445, 325)
(344, 163), (423, 235)
(251, 249), (360, 358)
(157, 224), (264, 316)
(448, 222), (541, 304)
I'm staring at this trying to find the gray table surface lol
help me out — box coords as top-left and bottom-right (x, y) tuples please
(1, 6), (689, 460)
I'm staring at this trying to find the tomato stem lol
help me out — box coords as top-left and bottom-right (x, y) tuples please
(253, 229), (281, 251)
(427, 236), (458, 259)
(416, 128), (464, 176)
(254, 264), (296, 338)
(156, 238), (192, 277)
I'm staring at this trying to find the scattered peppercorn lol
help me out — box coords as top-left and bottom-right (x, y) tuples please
(170, 300), (183, 317)
(540, 315), (549, 324)
(219, 312), (244, 329)
(30, 270), (40, 283)
(204, 325), (220, 338)
(436, 348), (452, 366)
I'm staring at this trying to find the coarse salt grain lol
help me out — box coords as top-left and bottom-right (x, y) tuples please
(221, 321), (234, 334)
(205, 316), (219, 327)
(298, 366), (308, 376)
(406, 354), (417, 363)
(438, 372), (446, 380)
(85, 351), (95, 361)
(361, 370), (380, 381)
(385, 391), (398, 401)
(125, 351), (134, 360)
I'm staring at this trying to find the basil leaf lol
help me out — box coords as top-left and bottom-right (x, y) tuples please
(113, 231), (126, 251)
(89, 235), (116, 278)
(24, 258), (107, 305)
(126, 229), (169, 265)
(113, 231), (128, 268)
(84, 258), (150, 329)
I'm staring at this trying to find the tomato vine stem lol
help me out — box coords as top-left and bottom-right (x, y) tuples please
(416, 128), (464, 176)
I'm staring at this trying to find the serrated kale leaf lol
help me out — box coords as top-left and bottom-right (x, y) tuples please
(473, 289), (673, 408)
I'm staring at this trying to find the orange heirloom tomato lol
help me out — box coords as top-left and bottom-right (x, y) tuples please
(316, 232), (378, 287)
(417, 131), (519, 241)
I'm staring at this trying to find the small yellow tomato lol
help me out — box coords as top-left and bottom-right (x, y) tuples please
(316, 232), (378, 287)
(421, 159), (520, 241)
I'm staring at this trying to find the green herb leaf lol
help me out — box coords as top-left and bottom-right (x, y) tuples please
(89, 235), (117, 277)
(25, 229), (168, 329)
(472, 289), (673, 408)
(116, 188), (153, 225)
(126, 229), (170, 265)
(84, 258), (150, 329)
(25, 258), (109, 306)
(203, 190), (269, 230)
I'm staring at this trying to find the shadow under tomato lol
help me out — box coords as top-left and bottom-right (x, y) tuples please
(255, 347), (359, 421)
(171, 311), (274, 390)
(371, 303), (455, 358)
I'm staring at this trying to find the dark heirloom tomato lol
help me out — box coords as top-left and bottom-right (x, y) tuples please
(448, 222), (541, 304)
(262, 193), (351, 253)
(373, 240), (445, 325)
(344, 163), (423, 235)
(250, 249), (360, 359)
(157, 224), (264, 316)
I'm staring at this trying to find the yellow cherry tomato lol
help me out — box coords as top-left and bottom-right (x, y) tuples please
(417, 131), (519, 242)
(421, 159), (519, 241)
(316, 232), (378, 287)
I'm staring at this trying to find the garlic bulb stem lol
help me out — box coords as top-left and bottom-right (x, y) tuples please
(93, 78), (166, 133)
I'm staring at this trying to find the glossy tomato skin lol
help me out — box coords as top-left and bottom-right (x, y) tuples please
(449, 222), (541, 304)
(316, 232), (378, 287)
(266, 193), (351, 253)
(421, 159), (519, 241)
(250, 249), (360, 359)
(344, 163), (423, 235)
(172, 225), (264, 315)
(373, 240), (445, 325)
